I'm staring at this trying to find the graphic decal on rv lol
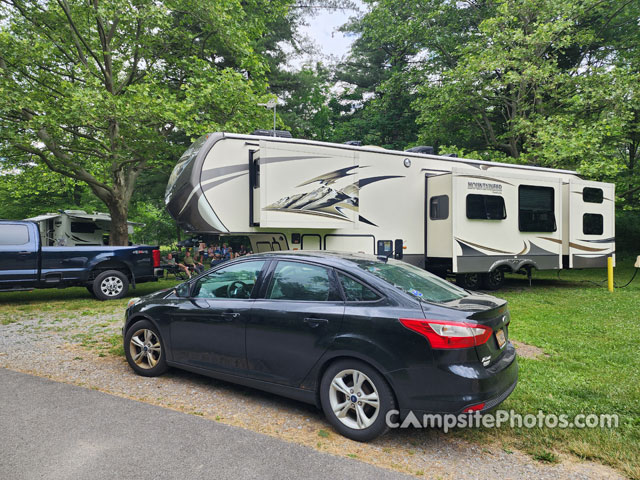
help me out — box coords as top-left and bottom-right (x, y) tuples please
(264, 168), (404, 222)
(538, 236), (611, 252)
(455, 238), (555, 256)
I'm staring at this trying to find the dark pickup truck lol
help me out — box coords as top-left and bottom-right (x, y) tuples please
(1, 220), (160, 300)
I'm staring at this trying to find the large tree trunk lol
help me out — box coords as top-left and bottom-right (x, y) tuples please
(106, 198), (130, 246)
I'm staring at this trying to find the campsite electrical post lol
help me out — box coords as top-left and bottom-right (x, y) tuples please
(608, 257), (614, 292)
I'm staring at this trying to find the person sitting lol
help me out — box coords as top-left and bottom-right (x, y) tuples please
(183, 250), (197, 276)
(171, 252), (191, 279)
(192, 252), (205, 274)
(210, 252), (225, 268)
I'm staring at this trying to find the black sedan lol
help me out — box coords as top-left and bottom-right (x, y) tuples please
(123, 252), (517, 441)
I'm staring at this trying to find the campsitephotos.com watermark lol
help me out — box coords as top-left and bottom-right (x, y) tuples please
(386, 409), (619, 433)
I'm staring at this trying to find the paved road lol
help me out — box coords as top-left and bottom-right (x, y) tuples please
(0, 368), (411, 480)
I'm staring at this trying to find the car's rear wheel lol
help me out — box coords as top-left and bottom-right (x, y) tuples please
(320, 359), (395, 441)
(124, 319), (168, 377)
(93, 269), (129, 300)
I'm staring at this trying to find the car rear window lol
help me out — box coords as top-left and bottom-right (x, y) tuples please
(354, 259), (467, 303)
(268, 261), (340, 302)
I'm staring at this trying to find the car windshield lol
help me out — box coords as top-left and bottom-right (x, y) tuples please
(354, 259), (468, 303)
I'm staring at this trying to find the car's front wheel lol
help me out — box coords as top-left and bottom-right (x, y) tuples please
(320, 359), (396, 441)
(124, 319), (168, 377)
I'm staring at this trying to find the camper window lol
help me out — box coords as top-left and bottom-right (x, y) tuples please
(71, 221), (98, 234)
(583, 213), (603, 235)
(430, 195), (449, 220)
(518, 185), (556, 232)
(583, 187), (603, 204)
(466, 194), (506, 220)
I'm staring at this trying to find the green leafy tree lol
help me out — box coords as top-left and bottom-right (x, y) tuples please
(0, 0), (282, 244)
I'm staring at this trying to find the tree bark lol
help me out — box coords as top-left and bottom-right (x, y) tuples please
(106, 197), (129, 246)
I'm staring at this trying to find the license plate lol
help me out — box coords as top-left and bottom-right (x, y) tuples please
(496, 329), (506, 348)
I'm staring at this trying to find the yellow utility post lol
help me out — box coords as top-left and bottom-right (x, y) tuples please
(607, 257), (614, 292)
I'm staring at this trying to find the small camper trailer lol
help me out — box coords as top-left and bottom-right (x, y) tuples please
(164, 133), (614, 289)
(25, 210), (142, 246)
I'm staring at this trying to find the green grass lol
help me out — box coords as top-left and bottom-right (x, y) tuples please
(0, 278), (182, 325)
(457, 257), (640, 478)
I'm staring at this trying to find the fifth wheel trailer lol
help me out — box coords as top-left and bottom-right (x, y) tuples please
(164, 132), (615, 289)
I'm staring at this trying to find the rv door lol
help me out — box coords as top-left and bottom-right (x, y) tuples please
(566, 179), (615, 268)
(249, 149), (260, 226)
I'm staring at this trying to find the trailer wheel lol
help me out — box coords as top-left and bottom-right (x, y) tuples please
(92, 270), (129, 300)
(455, 272), (482, 290)
(481, 269), (505, 290)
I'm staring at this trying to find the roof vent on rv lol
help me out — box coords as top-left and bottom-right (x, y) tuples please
(442, 153), (458, 158)
(344, 140), (362, 146)
(250, 129), (293, 138)
(405, 146), (434, 155)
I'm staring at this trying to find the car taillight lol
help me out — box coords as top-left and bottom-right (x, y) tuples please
(152, 249), (161, 268)
(399, 318), (492, 349)
(462, 402), (486, 413)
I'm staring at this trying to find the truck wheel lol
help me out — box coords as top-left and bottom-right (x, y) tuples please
(93, 270), (129, 300)
(86, 286), (97, 298)
(481, 269), (505, 290)
(455, 272), (482, 290)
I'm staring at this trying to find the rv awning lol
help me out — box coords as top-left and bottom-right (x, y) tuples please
(24, 211), (145, 227)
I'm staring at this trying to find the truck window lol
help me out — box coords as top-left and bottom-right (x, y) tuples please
(519, 185), (556, 232)
(466, 194), (506, 220)
(430, 195), (449, 220)
(0, 225), (30, 245)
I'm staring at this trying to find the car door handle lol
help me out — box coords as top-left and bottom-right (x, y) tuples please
(221, 312), (240, 321)
(18, 251), (31, 255)
(304, 317), (328, 328)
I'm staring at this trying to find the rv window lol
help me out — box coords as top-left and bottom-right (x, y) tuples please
(0, 224), (29, 245)
(466, 195), (506, 220)
(71, 221), (99, 234)
(430, 195), (449, 220)
(583, 214), (603, 235)
(518, 186), (556, 232)
(583, 187), (603, 204)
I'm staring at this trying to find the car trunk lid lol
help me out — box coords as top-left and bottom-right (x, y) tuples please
(422, 294), (511, 366)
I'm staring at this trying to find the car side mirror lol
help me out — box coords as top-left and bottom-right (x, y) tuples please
(175, 283), (191, 298)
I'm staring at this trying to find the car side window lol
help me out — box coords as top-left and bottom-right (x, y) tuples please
(192, 261), (265, 299)
(267, 261), (340, 301)
(338, 273), (380, 302)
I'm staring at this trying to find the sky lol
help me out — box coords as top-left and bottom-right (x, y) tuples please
(291, 3), (364, 68)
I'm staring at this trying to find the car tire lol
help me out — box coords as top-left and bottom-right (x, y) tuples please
(124, 319), (168, 377)
(92, 270), (129, 300)
(481, 269), (505, 290)
(320, 359), (396, 442)
(86, 286), (98, 298)
(455, 272), (482, 290)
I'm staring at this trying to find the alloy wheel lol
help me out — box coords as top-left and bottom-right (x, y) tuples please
(329, 369), (380, 430)
(129, 329), (162, 369)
